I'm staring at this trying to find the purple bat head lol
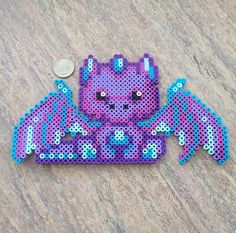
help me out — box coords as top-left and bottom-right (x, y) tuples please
(78, 54), (160, 123)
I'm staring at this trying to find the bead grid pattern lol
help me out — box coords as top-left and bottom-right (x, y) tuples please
(11, 54), (229, 165)
(138, 78), (229, 165)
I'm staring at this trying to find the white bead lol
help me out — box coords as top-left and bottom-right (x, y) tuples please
(101, 91), (106, 97)
(137, 91), (142, 96)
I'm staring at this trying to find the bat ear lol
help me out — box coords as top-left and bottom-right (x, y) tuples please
(79, 55), (98, 84)
(138, 54), (159, 84)
(110, 54), (126, 73)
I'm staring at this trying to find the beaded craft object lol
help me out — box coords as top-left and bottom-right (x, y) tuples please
(11, 54), (229, 165)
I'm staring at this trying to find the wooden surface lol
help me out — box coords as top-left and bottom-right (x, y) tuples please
(0, 0), (235, 232)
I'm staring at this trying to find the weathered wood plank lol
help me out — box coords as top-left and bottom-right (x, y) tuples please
(0, 0), (235, 232)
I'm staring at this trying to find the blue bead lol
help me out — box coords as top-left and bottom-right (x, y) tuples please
(179, 158), (186, 165)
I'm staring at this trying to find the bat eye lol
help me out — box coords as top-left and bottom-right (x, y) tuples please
(96, 91), (107, 101)
(132, 91), (142, 100)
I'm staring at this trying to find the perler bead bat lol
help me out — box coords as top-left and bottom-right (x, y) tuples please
(11, 54), (229, 165)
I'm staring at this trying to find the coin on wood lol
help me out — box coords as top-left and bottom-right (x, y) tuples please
(53, 58), (75, 78)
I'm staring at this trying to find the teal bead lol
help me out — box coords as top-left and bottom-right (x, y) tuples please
(179, 158), (186, 165)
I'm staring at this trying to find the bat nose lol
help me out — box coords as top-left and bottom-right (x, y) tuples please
(109, 103), (115, 109)
(123, 104), (129, 110)
(108, 102), (129, 111)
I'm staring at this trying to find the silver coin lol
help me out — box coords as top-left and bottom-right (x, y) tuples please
(53, 58), (75, 78)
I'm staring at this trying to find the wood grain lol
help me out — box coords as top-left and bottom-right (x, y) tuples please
(0, 0), (235, 232)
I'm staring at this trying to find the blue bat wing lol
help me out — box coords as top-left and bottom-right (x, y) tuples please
(11, 80), (102, 164)
(137, 78), (229, 165)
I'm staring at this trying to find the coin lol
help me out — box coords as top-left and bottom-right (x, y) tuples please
(53, 58), (75, 78)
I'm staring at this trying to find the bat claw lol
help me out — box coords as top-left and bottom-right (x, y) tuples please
(54, 80), (72, 99)
(167, 78), (187, 102)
